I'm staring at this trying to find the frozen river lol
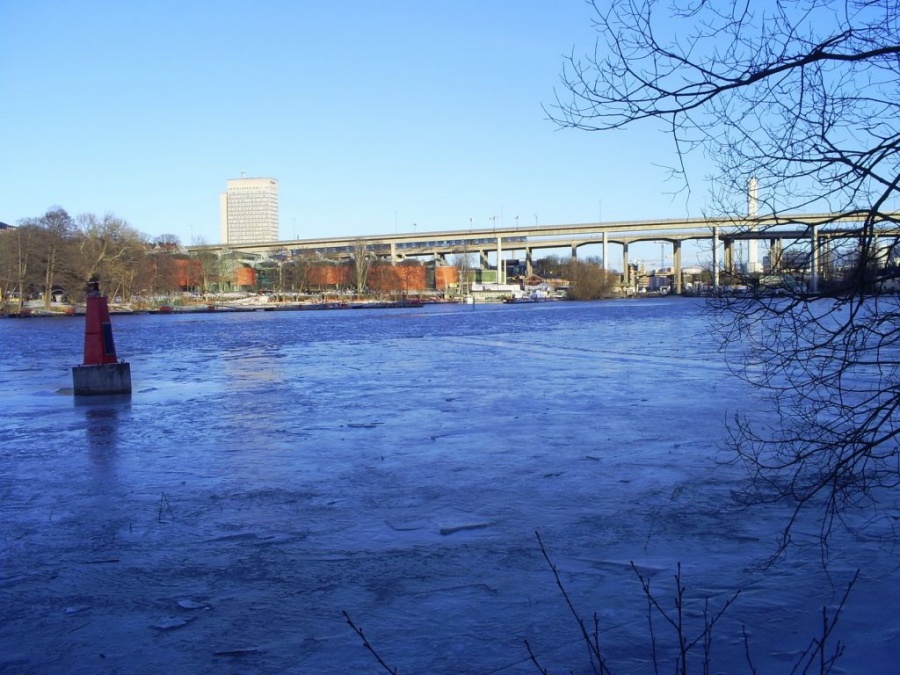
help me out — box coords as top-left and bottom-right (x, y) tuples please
(1, 299), (897, 673)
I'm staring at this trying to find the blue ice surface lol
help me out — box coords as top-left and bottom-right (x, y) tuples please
(0, 299), (895, 673)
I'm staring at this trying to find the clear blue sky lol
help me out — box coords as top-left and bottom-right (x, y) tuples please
(1, 1), (713, 266)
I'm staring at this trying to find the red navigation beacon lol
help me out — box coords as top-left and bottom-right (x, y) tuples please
(72, 279), (132, 396)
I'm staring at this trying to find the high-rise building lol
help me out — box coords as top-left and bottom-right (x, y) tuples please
(219, 176), (279, 244)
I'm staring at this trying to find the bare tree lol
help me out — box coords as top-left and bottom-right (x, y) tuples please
(533, 255), (564, 279)
(0, 229), (14, 308)
(351, 238), (373, 296)
(0, 224), (38, 311)
(153, 233), (181, 251)
(19, 208), (79, 308)
(565, 258), (618, 300)
(188, 237), (225, 296)
(398, 258), (421, 297)
(450, 245), (475, 298)
(551, 1), (900, 554)
(78, 213), (148, 301)
(290, 251), (313, 295)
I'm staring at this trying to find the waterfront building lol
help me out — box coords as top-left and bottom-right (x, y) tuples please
(219, 176), (279, 245)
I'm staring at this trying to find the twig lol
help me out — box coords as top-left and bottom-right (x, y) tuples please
(645, 578), (659, 675)
(525, 640), (550, 674)
(742, 625), (759, 675)
(534, 530), (611, 675)
(791, 569), (857, 675)
(342, 610), (399, 675)
(631, 561), (739, 674)
(158, 492), (174, 523)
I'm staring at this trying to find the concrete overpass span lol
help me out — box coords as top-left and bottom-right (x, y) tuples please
(187, 212), (899, 293)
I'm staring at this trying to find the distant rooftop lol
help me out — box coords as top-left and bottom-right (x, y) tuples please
(0, 221), (12, 229)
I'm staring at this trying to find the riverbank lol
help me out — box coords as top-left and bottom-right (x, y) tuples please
(1, 292), (688, 319)
(0, 298), (434, 318)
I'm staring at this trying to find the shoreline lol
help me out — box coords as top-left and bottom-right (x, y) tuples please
(1, 298), (433, 318)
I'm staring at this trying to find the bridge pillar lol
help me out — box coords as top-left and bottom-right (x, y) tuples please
(496, 236), (505, 284)
(479, 250), (489, 270)
(768, 238), (778, 273)
(525, 247), (533, 277)
(810, 225), (819, 292)
(571, 243), (578, 259)
(712, 226), (720, 288)
(724, 239), (734, 274)
(390, 242), (398, 263)
(622, 243), (630, 288)
(602, 232), (608, 270)
(673, 241), (682, 294)
(748, 238), (760, 274)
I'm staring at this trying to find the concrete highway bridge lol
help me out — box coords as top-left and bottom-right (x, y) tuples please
(188, 212), (899, 294)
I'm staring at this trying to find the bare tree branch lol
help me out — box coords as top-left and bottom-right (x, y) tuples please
(552, 0), (900, 555)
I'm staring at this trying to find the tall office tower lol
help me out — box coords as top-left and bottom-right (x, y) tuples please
(219, 176), (279, 244)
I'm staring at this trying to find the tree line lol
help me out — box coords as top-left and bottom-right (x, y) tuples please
(0, 207), (202, 309)
(0, 208), (621, 309)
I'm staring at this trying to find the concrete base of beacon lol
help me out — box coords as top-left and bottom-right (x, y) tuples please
(72, 362), (132, 396)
